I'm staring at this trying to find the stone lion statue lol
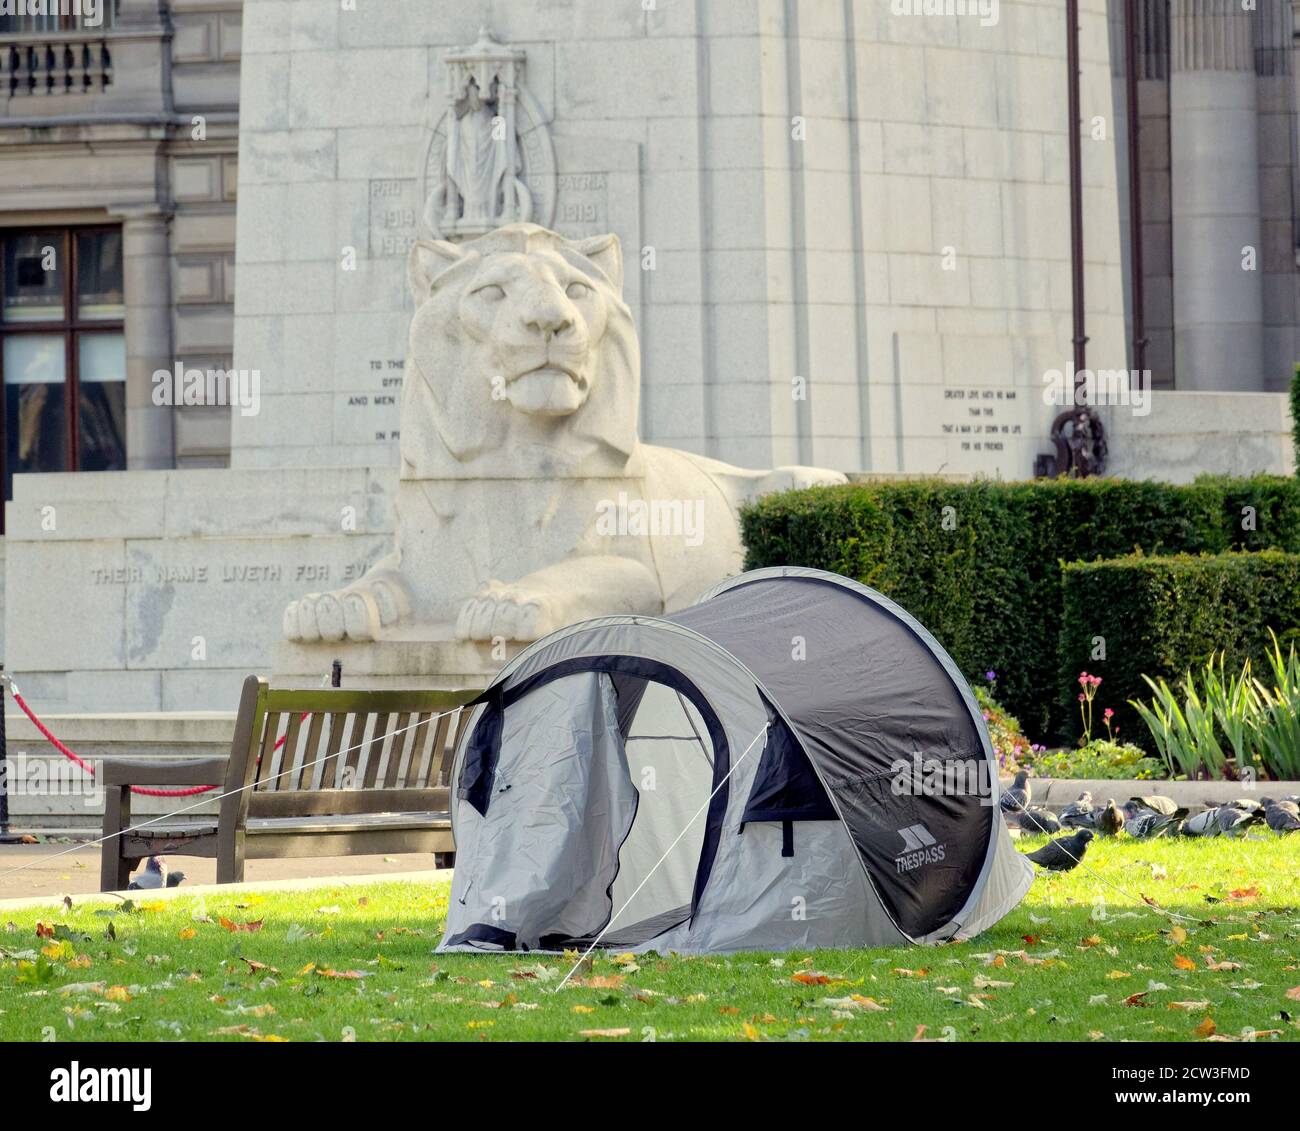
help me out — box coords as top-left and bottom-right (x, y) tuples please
(284, 223), (845, 644)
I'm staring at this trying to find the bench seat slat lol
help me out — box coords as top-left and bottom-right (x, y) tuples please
(248, 785), (449, 818)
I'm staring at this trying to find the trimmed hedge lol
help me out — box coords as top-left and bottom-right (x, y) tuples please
(1292, 364), (1300, 476)
(740, 476), (1300, 742)
(1060, 552), (1300, 744)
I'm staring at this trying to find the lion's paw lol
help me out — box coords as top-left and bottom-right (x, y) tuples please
(455, 582), (560, 643)
(283, 574), (410, 643)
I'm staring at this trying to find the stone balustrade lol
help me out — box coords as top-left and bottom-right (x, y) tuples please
(0, 32), (112, 97)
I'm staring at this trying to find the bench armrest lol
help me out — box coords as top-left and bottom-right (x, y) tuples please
(100, 756), (228, 788)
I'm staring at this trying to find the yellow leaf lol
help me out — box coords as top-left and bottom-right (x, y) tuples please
(1080, 936), (1103, 948)
(742, 1021), (761, 1041)
(41, 941), (74, 961)
(178, 927), (197, 940)
(104, 985), (131, 1003)
(466, 1020), (494, 1029)
(297, 963), (316, 976)
(1194, 1016), (1217, 1039)
(1106, 970), (1130, 980)
(571, 1005), (595, 1014)
(1169, 926), (1188, 944)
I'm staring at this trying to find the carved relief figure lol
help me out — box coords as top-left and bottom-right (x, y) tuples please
(283, 224), (846, 645)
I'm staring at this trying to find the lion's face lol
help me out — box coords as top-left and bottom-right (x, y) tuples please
(450, 248), (608, 417)
(402, 224), (639, 476)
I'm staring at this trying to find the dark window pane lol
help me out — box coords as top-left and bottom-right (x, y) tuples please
(3, 232), (65, 323)
(3, 335), (67, 500)
(77, 332), (126, 471)
(77, 229), (124, 321)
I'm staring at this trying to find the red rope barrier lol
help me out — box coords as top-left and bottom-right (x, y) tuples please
(6, 684), (301, 798)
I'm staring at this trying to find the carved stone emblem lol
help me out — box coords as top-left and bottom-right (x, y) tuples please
(421, 28), (556, 241)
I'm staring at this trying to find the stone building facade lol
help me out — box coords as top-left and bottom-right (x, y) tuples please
(0, 0), (241, 504)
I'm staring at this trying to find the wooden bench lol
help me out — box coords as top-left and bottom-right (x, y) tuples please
(99, 676), (480, 892)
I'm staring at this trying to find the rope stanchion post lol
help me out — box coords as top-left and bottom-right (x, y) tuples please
(0, 664), (11, 842)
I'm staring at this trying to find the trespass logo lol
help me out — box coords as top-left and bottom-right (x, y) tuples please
(895, 824), (946, 874)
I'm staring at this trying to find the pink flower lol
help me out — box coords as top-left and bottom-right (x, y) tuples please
(1078, 693), (1085, 702)
(1104, 708), (1114, 719)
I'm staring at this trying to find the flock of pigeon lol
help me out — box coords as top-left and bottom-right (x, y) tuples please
(998, 770), (1300, 873)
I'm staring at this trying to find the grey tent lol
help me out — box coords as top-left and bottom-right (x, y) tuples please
(438, 567), (1032, 953)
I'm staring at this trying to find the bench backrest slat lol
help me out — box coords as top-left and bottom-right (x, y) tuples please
(361, 712), (390, 790)
(318, 712), (347, 789)
(297, 711), (326, 791)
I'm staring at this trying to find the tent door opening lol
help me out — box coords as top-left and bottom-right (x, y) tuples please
(454, 666), (724, 951)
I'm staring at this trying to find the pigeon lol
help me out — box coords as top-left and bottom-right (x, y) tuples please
(1126, 794), (1179, 818)
(1181, 804), (1264, 837)
(1125, 806), (1188, 839)
(1000, 771), (1031, 815)
(128, 856), (168, 890)
(1016, 807), (1062, 835)
(1096, 799), (1125, 836)
(1060, 791), (1095, 829)
(1262, 797), (1300, 834)
(166, 869), (187, 888)
(1025, 828), (1094, 872)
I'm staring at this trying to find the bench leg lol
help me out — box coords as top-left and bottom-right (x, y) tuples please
(217, 829), (245, 884)
(435, 851), (455, 870)
(100, 785), (134, 892)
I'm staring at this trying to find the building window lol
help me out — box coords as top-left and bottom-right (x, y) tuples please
(0, 227), (126, 510)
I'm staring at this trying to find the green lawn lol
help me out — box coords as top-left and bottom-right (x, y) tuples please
(1, 836), (1297, 1042)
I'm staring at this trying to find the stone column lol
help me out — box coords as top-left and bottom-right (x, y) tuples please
(118, 207), (175, 469)
(1169, 0), (1264, 390)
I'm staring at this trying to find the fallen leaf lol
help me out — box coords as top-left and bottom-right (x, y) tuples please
(1194, 1016), (1217, 1039)
(1169, 1001), (1210, 1011)
(314, 967), (370, 980)
(578, 974), (624, 990)
(1169, 926), (1188, 944)
(1080, 935), (1102, 948)
(218, 917), (264, 933)
(239, 958), (280, 975)
(1226, 887), (1259, 903)
(1285, 987), (1300, 1002)
(1106, 970), (1131, 980)
(1123, 992), (1150, 1007)
(571, 1005), (595, 1014)
(178, 928), (197, 941)
(1205, 957), (1242, 972)
(104, 986), (130, 1003)
(579, 1028), (630, 1039)
(1173, 954), (1197, 971)
(791, 972), (830, 986)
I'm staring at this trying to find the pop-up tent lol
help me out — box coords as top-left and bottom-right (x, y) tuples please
(438, 567), (1032, 953)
